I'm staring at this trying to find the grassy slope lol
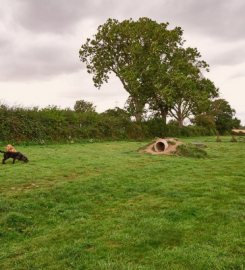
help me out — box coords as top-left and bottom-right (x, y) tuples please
(0, 137), (245, 269)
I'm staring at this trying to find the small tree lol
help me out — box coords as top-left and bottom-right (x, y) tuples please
(102, 107), (130, 119)
(210, 99), (240, 134)
(74, 100), (96, 114)
(192, 114), (216, 129)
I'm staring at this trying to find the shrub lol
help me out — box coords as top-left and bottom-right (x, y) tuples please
(0, 102), (221, 143)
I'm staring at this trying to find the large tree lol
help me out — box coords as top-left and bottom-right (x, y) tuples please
(79, 18), (183, 121)
(148, 47), (219, 128)
(79, 18), (218, 126)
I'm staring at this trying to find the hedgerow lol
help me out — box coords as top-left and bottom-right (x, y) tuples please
(0, 103), (218, 144)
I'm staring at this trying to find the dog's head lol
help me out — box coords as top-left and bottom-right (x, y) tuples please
(19, 154), (29, 163)
(22, 155), (29, 163)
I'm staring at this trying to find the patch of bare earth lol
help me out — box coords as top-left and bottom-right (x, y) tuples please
(138, 139), (183, 155)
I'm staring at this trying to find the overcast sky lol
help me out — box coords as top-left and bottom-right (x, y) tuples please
(1, 0), (245, 124)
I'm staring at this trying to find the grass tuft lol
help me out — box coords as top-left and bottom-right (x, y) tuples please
(175, 144), (207, 158)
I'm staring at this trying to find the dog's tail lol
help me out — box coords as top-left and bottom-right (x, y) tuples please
(0, 150), (6, 153)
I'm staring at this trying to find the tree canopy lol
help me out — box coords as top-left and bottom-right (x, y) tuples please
(210, 99), (240, 134)
(74, 100), (96, 114)
(149, 46), (219, 127)
(79, 18), (219, 126)
(193, 99), (241, 134)
(79, 18), (182, 121)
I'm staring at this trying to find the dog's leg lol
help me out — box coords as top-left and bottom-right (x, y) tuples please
(12, 158), (16, 164)
(2, 158), (6, 164)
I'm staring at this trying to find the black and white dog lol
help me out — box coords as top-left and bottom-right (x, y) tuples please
(0, 150), (29, 164)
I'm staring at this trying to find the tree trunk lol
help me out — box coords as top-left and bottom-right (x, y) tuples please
(160, 106), (168, 124)
(177, 102), (183, 129)
(132, 97), (144, 122)
(178, 117), (184, 129)
(135, 111), (142, 122)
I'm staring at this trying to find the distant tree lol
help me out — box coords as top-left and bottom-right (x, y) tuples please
(210, 99), (240, 134)
(74, 100), (96, 113)
(232, 117), (241, 129)
(101, 107), (130, 119)
(192, 114), (216, 129)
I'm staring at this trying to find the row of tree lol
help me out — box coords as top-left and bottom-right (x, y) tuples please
(74, 99), (240, 136)
(1, 100), (237, 144)
(79, 18), (221, 128)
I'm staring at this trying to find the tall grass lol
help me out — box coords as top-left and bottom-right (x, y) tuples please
(0, 136), (245, 269)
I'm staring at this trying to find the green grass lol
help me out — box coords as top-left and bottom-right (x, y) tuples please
(0, 137), (245, 269)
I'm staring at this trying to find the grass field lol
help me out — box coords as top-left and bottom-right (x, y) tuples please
(0, 137), (245, 269)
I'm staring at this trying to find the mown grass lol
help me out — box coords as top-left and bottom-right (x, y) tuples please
(0, 137), (245, 269)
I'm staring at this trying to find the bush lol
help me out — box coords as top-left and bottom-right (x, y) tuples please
(0, 102), (221, 143)
(165, 121), (218, 138)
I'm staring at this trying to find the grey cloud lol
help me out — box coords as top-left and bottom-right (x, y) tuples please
(212, 46), (245, 67)
(11, 0), (121, 35)
(4, 0), (245, 40)
(0, 37), (11, 52)
(0, 38), (83, 81)
(0, 0), (130, 82)
(12, 0), (95, 34)
(147, 0), (245, 42)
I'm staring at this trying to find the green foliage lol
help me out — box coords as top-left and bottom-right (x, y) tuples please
(0, 102), (229, 144)
(210, 99), (240, 135)
(192, 99), (241, 135)
(192, 114), (216, 129)
(79, 17), (183, 121)
(74, 99), (96, 113)
(164, 120), (218, 137)
(231, 117), (241, 129)
(0, 103), (145, 142)
(158, 48), (218, 128)
(141, 118), (166, 138)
